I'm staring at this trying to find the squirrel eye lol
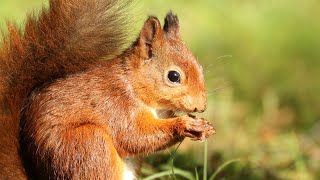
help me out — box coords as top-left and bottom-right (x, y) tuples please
(167, 71), (180, 83)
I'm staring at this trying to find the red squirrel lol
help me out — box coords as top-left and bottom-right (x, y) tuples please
(0, 0), (215, 179)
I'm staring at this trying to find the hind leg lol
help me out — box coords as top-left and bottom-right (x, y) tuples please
(23, 123), (125, 179)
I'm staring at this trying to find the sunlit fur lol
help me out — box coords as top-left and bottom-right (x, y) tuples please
(0, 1), (213, 179)
(127, 15), (207, 113)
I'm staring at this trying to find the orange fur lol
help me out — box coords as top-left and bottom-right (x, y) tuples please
(0, 0), (214, 179)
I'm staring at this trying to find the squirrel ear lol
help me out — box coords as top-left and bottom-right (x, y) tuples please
(138, 16), (162, 59)
(163, 11), (180, 38)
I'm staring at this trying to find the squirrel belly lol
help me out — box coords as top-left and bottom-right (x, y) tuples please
(0, 0), (215, 179)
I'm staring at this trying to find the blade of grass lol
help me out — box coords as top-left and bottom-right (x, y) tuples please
(208, 159), (242, 180)
(142, 168), (195, 180)
(167, 140), (183, 180)
(195, 168), (199, 180)
(203, 140), (208, 180)
(170, 158), (176, 180)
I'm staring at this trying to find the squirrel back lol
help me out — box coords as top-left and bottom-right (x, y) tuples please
(0, 0), (131, 177)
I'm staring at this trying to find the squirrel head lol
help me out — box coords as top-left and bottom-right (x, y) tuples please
(128, 11), (206, 113)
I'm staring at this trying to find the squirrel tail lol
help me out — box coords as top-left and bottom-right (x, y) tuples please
(0, 0), (131, 177)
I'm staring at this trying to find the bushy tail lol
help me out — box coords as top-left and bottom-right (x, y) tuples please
(0, 0), (131, 177)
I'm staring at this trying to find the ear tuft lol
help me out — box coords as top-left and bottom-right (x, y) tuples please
(163, 11), (180, 37)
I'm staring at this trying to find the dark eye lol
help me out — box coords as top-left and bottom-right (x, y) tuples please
(168, 71), (180, 83)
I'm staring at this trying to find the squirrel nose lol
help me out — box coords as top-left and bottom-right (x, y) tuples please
(193, 104), (207, 113)
(192, 94), (207, 113)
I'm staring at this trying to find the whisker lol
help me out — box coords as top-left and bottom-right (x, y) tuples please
(216, 55), (233, 60)
(170, 111), (176, 117)
(205, 68), (213, 74)
(156, 109), (179, 118)
(158, 110), (167, 117)
(203, 63), (214, 71)
(203, 55), (232, 74)
(206, 84), (231, 95)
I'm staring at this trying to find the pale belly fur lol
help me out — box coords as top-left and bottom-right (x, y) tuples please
(123, 158), (136, 180)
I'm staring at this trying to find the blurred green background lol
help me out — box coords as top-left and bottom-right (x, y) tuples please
(1, 0), (319, 179)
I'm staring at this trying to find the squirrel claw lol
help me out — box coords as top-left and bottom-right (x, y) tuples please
(177, 115), (215, 141)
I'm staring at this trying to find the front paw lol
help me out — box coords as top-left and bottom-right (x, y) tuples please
(175, 114), (215, 141)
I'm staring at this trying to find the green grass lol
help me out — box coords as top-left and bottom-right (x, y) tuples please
(1, 0), (320, 179)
